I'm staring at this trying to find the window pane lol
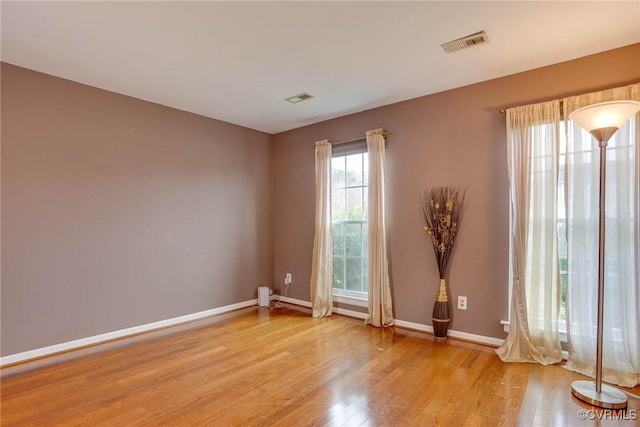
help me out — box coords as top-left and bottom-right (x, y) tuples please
(363, 256), (368, 293)
(346, 187), (364, 220)
(330, 152), (369, 297)
(363, 222), (368, 255)
(345, 257), (363, 292)
(332, 188), (346, 221)
(363, 153), (369, 186)
(333, 256), (345, 290)
(346, 154), (363, 186)
(557, 207), (568, 322)
(332, 157), (345, 189)
(332, 223), (345, 256)
(345, 223), (362, 257)
(363, 188), (368, 220)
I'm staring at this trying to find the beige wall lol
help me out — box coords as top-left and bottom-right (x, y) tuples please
(2, 44), (639, 356)
(1, 63), (273, 355)
(272, 44), (640, 339)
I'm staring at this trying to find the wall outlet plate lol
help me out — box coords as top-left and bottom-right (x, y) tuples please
(457, 296), (467, 310)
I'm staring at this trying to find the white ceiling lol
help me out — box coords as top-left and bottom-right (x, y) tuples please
(2, 1), (639, 134)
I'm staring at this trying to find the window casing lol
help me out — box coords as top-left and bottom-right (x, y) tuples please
(331, 150), (368, 301)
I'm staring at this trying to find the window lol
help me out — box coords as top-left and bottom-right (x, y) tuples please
(501, 89), (639, 377)
(521, 121), (579, 335)
(557, 124), (568, 333)
(538, 121), (633, 335)
(331, 151), (368, 299)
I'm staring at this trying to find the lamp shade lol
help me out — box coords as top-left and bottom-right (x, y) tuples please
(569, 100), (640, 132)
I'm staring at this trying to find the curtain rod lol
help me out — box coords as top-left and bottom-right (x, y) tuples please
(311, 129), (390, 149)
(500, 100), (564, 114)
(333, 136), (367, 145)
(499, 81), (640, 114)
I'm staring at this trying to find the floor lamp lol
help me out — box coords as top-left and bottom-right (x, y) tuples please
(568, 99), (640, 410)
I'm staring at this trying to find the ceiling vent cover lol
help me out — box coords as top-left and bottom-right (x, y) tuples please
(441, 31), (489, 54)
(285, 93), (314, 103)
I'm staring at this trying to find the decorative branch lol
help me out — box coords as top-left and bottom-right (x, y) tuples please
(418, 186), (467, 279)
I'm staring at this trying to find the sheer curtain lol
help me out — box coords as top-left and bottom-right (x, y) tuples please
(310, 140), (333, 317)
(563, 83), (640, 387)
(364, 129), (394, 327)
(496, 101), (563, 364)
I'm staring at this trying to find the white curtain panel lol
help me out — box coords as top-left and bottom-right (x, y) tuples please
(310, 140), (333, 317)
(563, 83), (639, 387)
(364, 129), (394, 327)
(496, 101), (563, 364)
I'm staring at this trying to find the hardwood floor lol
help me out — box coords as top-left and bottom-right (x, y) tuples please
(1, 304), (639, 426)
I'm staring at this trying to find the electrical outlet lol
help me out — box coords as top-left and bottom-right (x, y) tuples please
(457, 296), (467, 310)
(284, 273), (292, 285)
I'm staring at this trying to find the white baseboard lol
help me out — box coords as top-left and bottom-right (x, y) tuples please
(393, 318), (434, 334)
(394, 319), (504, 347)
(0, 299), (258, 367)
(279, 296), (504, 348)
(1, 296), (506, 367)
(278, 295), (311, 308)
(279, 296), (368, 320)
(333, 293), (368, 308)
(334, 306), (368, 320)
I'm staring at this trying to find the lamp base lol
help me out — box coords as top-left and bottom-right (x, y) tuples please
(571, 380), (627, 409)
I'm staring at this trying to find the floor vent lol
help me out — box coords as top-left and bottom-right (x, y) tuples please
(441, 31), (489, 54)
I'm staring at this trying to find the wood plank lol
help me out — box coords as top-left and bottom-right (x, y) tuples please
(2, 304), (639, 426)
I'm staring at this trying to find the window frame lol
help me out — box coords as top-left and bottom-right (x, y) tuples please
(331, 145), (369, 305)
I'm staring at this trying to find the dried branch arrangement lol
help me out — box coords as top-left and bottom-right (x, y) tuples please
(419, 186), (467, 279)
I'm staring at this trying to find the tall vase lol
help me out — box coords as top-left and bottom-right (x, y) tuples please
(432, 278), (450, 341)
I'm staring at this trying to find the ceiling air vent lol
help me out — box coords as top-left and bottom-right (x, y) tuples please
(441, 31), (489, 54)
(285, 92), (314, 104)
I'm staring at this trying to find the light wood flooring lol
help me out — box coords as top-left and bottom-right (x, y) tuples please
(1, 304), (639, 426)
